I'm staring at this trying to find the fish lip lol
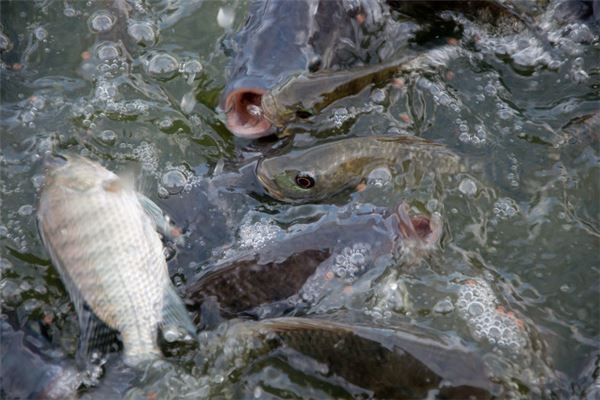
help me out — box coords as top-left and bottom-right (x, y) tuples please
(223, 87), (274, 138)
(255, 161), (285, 200)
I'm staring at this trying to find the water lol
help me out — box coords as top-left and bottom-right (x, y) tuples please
(1, 0), (598, 398)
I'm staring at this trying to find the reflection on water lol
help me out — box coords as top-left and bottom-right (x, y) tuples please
(1, 0), (598, 398)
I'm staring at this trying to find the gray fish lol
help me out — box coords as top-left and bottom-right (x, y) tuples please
(37, 155), (195, 366)
(186, 203), (441, 321)
(206, 316), (501, 398)
(256, 135), (462, 203)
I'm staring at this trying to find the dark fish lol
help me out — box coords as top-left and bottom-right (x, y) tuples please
(220, 316), (501, 398)
(221, 0), (365, 138)
(0, 320), (81, 400)
(256, 135), (461, 203)
(186, 203), (441, 321)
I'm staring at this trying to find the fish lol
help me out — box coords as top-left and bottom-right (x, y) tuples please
(256, 135), (462, 203)
(37, 155), (196, 366)
(186, 202), (441, 322)
(221, 0), (568, 139)
(221, 0), (366, 139)
(204, 315), (501, 398)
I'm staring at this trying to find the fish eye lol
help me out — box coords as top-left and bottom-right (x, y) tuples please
(308, 56), (322, 73)
(295, 110), (313, 119)
(294, 172), (315, 189)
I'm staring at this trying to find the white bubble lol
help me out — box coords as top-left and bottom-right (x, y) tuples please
(433, 298), (454, 314)
(458, 178), (477, 196)
(127, 21), (157, 45)
(146, 52), (179, 79)
(161, 169), (187, 195)
(88, 10), (116, 33)
(96, 42), (121, 60)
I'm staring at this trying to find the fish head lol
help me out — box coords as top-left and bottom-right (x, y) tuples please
(256, 146), (346, 203)
(221, 0), (363, 138)
(42, 154), (120, 193)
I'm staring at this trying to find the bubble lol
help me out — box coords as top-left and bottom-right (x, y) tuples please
(331, 107), (350, 128)
(433, 298), (454, 314)
(18, 204), (34, 216)
(333, 242), (371, 281)
(467, 301), (485, 316)
(238, 219), (282, 250)
(127, 21), (157, 46)
(458, 178), (477, 196)
(371, 88), (387, 104)
(34, 27), (48, 41)
(217, 6), (235, 29)
(94, 129), (116, 146)
(146, 52), (179, 80)
(367, 167), (392, 187)
(88, 10), (116, 33)
(161, 169), (187, 195)
(96, 42), (121, 61)
(163, 327), (181, 343)
(63, 6), (76, 17)
(180, 59), (203, 83)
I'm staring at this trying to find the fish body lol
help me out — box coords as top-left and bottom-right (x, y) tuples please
(209, 316), (500, 398)
(256, 135), (461, 203)
(37, 155), (194, 366)
(186, 203), (440, 320)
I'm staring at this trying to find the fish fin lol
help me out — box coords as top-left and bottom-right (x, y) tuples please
(76, 304), (119, 369)
(160, 286), (198, 342)
(137, 193), (185, 246)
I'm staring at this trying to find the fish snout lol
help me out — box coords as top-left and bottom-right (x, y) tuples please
(223, 86), (274, 138)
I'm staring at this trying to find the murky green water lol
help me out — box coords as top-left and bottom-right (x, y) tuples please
(1, 0), (598, 398)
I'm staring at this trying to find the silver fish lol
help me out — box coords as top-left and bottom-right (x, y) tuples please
(37, 155), (195, 366)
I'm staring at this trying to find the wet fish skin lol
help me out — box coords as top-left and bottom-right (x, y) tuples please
(221, 0), (377, 138)
(186, 203), (441, 320)
(215, 316), (500, 398)
(37, 155), (195, 366)
(256, 135), (461, 203)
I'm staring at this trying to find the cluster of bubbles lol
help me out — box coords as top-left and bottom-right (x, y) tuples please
(493, 197), (520, 219)
(456, 279), (528, 352)
(456, 118), (488, 146)
(418, 77), (461, 113)
(333, 242), (371, 281)
(237, 218), (283, 251)
(131, 141), (159, 174)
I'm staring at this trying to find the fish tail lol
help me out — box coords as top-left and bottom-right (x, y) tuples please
(160, 285), (198, 342)
(121, 326), (162, 366)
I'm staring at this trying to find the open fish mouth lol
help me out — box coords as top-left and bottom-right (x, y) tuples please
(224, 87), (273, 138)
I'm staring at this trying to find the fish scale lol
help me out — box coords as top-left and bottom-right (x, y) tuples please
(37, 155), (194, 365)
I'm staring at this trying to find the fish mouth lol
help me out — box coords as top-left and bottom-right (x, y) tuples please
(224, 88), (273, 138)
(395, 203), (442, 247)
